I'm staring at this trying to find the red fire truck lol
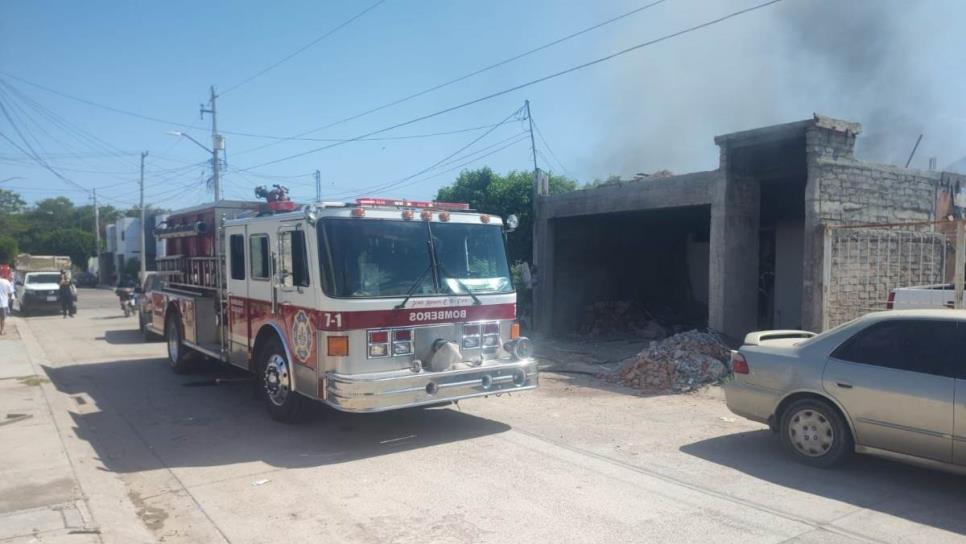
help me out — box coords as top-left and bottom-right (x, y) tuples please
(144, 189), (536, 421)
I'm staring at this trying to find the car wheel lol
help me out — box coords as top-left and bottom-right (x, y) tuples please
(257, 338), (303, 423)
(780, 398), (852, 468)
(165, 315), (194, 374)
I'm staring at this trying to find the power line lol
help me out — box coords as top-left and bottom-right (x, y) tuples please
(530, 117), (570, 176)
(234, 0), (670, 157)
(0, 72), (193, 129)
(238, 0), (784, 171)
(339, 134), (532, 200)
(329, 105), (525, 198)
(0, 99), (93, 195)
(219, 0), (387, 96)
(228, 123), (506, 147)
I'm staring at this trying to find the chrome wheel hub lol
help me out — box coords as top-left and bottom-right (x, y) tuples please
(788, 409), (834, 457)
(263, 354), (290, 407)
(167, 326), (179, 361)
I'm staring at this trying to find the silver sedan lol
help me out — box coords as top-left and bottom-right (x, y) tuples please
(724, 309), (966, 473)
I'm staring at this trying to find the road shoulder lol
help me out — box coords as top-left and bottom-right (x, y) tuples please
(4, 315), (155, 543)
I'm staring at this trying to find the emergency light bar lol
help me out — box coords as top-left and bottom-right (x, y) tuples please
(355, 198), (470, 211)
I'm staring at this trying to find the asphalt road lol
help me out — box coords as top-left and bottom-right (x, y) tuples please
(18, 288), (966, 543)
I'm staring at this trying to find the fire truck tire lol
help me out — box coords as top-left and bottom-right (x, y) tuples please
(165, 315), (194, 374)
(257, 338), (303, 423)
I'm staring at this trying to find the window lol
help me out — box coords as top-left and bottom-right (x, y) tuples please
(230, 234), (245, 280)
(249, 234), (270, 280)
(279, 230), (309, 288)
(831, 319), (966, 379)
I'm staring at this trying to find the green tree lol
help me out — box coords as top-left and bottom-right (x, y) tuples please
(0, 235), (18, 265)
(0, 188), (28, 237)
(436, 167), (578, 265)
(33, 228), (95, 271)
(0, 188), (26, 214)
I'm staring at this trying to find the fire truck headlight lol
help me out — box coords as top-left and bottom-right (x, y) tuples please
(462, 335), (480, 349)
(392, 341), (413, 356)
(505, 337), (532, 360)
(369, 343), (389, 358)
(482, 334), (500, 348)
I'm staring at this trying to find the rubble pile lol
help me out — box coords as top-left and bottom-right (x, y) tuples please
(617, 330), (731, 392)
(577, 301), (666, 339)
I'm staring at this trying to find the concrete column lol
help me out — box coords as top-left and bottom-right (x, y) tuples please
(532, 197), (555, 337)
(709, 147), (760, 340)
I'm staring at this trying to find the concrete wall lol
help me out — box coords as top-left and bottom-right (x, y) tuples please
(801, 119), (942, 331)
(773, 220), (804, 329)
(708, 167), (760, 340)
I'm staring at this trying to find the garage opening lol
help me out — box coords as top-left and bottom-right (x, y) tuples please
(550, 205), (711, 337)
(727, 135), (807, 330)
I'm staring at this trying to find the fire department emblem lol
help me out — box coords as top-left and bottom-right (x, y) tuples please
(291, 310), (313, 363)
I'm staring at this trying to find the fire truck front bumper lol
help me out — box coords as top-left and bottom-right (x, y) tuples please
(322, 358), (538, 413)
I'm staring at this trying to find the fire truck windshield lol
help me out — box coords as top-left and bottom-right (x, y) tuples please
(319, 218), (513, 298)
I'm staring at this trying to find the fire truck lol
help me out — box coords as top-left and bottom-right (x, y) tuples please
(143, 187), (536, 421)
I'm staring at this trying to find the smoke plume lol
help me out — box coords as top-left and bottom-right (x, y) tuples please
(592, 0), (966, 177)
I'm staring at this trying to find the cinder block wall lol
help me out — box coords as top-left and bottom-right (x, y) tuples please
(802, 120), (941, 330)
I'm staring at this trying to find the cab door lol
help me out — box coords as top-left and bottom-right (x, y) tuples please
(823, 318), (958, 463)
(956, 380), (966, 465)
(225, 227), (250, 368)
(275, 223), (318, 369)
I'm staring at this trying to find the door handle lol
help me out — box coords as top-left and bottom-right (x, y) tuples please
(835, 382), (853, 389)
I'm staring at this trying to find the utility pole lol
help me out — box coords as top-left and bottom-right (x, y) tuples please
(200, 86), (222, 202)
(92, 189), (100, 284)
(525, 99), (542, 334)
(525, 100), (539, 181)
(315, 169), (322, 202)
(139, 151), (148, 283)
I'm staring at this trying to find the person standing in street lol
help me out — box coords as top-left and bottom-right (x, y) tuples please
(58, 271), (73, 318)
(0, 274), (13, 335)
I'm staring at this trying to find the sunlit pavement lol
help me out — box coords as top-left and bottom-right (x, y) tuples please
(2, 287), (964, 543)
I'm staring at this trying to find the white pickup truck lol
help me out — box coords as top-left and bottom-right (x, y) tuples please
(887, 284), (964, 310)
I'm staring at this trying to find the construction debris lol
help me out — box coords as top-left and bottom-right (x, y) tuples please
(616, 330), (731, 393)
(577, 301), (666, 339)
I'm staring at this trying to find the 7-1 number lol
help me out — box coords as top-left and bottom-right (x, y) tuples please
(323, 313), (343, 328)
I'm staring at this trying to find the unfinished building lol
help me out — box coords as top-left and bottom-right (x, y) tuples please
(533, 114), (966, 340)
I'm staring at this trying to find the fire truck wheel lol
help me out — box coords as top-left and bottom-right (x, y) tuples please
(165, 315), (194, 374)
(257, 338), (303, 422)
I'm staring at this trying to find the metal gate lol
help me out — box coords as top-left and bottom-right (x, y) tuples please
(823, 220), (965, 329)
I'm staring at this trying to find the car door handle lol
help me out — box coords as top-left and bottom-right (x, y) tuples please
(835, 382), (853, 389)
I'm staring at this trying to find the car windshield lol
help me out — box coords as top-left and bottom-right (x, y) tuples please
(319, 218), (512, 298)
(27, 273), (61, 284)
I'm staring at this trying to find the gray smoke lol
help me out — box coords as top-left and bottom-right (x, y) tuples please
(592, 0), (966, 177)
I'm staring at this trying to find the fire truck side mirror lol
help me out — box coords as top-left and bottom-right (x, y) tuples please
(505, 214), (519, 233)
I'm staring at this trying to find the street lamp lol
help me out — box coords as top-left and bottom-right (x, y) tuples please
(166, 130), (222, 202)
(166, 130), (212, 153)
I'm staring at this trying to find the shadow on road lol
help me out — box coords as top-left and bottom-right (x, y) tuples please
(43, 357), (511, 474)
(681, 430), (966, 535)
(96, 329), (144, 344)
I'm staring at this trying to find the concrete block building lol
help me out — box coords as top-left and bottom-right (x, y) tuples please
(533, 114), (966, 340)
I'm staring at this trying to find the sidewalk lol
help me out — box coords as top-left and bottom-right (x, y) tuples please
(0, 315), (153, 543)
